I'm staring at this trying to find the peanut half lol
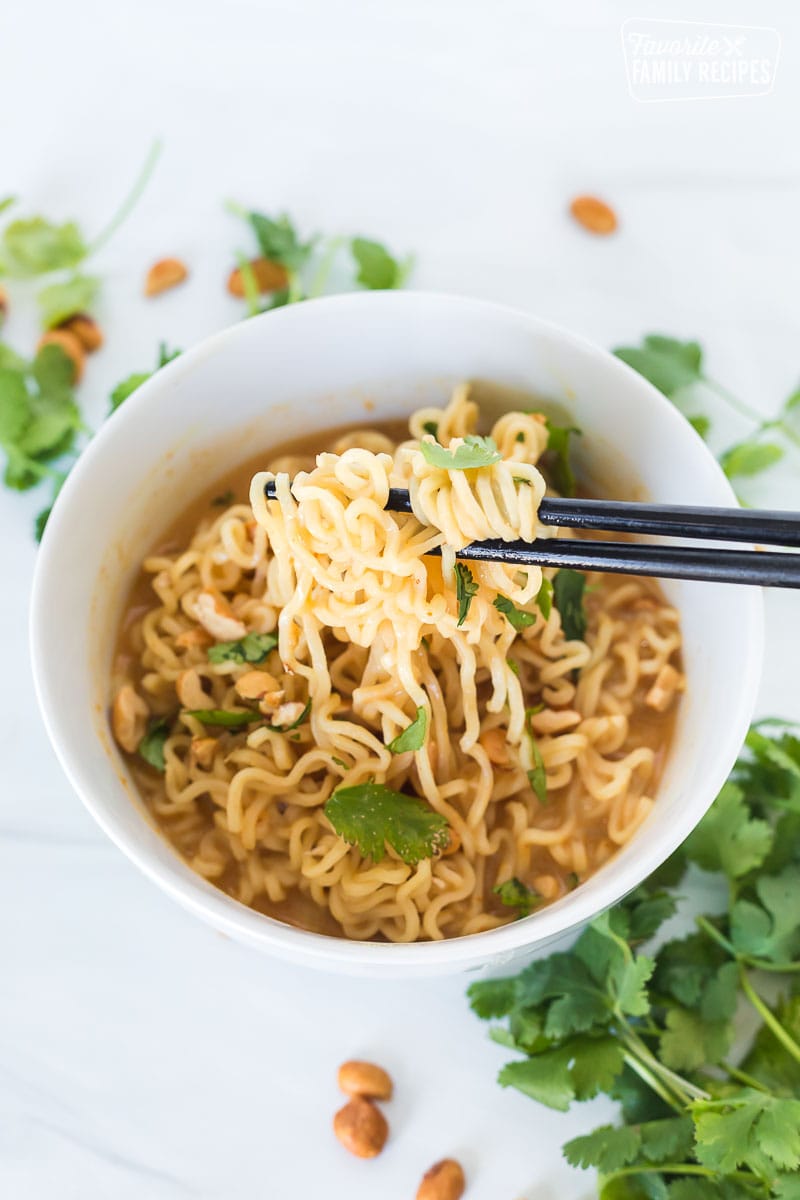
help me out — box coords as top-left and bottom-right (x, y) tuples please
(569, 195), (618, 236)
(145, 257), (189, 297)
(478, 727), (509, 765)
(332, 1096), (388, 1159)
(337, 1060), (393, 1101)
(227, 257), (288, 297)
(111, 685), (149, 754)
(58, 313), (104, 353)
(416, 1158), (466, 1200)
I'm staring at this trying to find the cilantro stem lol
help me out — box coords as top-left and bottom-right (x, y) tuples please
(286, 269), (303, 304)
(621, 1049), (684, 1114)
(695, 914), (739, 958)
(89, 139), (162, 255)
(707, 380), (765, 427)
(720, 1061), (771, 1093)
(739, 967), (800, 1066)
(620, 1023), (709, 1104)
(604, 1164), (756, 1183)
(234, 251), (261, 317)
(308, 236), (343, 298)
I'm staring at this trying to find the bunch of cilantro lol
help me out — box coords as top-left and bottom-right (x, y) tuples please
(469, 721), (800, 1199)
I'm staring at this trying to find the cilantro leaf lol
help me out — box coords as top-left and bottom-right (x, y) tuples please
(720, 440), (783, 480)
(0, 216), (87, 277)
(109, 371), (150, 412)
(536, 577), (553, 620)
(33, 342), (76, 394)
(467, 977), (517, 1020)
(493, 595), (536, 631)
(613, 335), (704, 398)
(562, 1123), (641, 1172)
(351, 237), (409, 290)
(324, 780), (450, 865)
(499, 1035), (625, 1112)
(185, 708), (261, 727)
(0, 343), (28, 371)
(527, 735), (547, 806)
(494, 877), (540, 918)
(454, 562), (478, 626)
(420, 434), (502, 470)
(553, 568), (587, 641)
(387, 706), (427, 753)
(37, 273), (99, 328)
(688, 414), (711, 439)
(138, 718), (169, 771)
(544, 420), (580, 497)
(248, 211), (314, 273)
(109, 344), (181, 412)
(0, 367), (30, 445)
(207, 632), (277, 665)
(730, 866), (800, 964)
(659, 1007), (733, 1072)
(693, 1092), (800, 1175)
(34, 505), (52, 542)
(684, 781), (773, 879)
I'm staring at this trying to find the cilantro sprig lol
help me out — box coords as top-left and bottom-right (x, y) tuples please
(469, 720), (800, 1198)
(387, 706), (428, 754)
(494, 877), (540, 918)
(454, 562), (479, 627)
(419, 434), (502, 471)
(614, 333), (800, 497)
(324, 780), (450, 865)
(207, 631), (277, 666)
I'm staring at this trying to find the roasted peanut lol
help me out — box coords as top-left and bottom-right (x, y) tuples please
(111, 685), (149, 753)
(58, 313), (103, 353)
(227, 257), (288, 297)
(145, 257), (188, 297)
(193, 591), (247, 641)
(478, 727), (509, 765)
(271, 700), (306, 728)
(191, 736), (217, 768)
(37, 329), (85, 382)
(337, 1060), (393, 1101)
(235, 670), (279, 701)
(645, 663), (685, 713)
(258, 690), (286, 715)
(333, 1096), (388, 1159)
(176, 668), (209, 710)
(416, 1158), (466, 1200)
(175, 627), (213, 649)
(0, 284), (7, 324)
(569, 195), (618, 236)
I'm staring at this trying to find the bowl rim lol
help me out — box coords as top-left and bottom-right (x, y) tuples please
(30, 289), (764, 970)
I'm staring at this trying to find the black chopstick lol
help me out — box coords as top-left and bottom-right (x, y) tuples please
(440, 537), (800, 588)
(261, 480), (800, 588)
(383, 490), (800, 549)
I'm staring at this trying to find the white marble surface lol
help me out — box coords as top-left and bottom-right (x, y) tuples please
(4, 1), (800, 1196)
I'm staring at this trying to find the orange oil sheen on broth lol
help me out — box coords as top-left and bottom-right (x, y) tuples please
(111, 419), (681, 940)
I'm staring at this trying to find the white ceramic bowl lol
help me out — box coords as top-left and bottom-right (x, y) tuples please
(30, 292), (763, 977)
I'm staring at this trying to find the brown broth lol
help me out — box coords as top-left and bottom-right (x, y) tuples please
(113, 421), (680, 938)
